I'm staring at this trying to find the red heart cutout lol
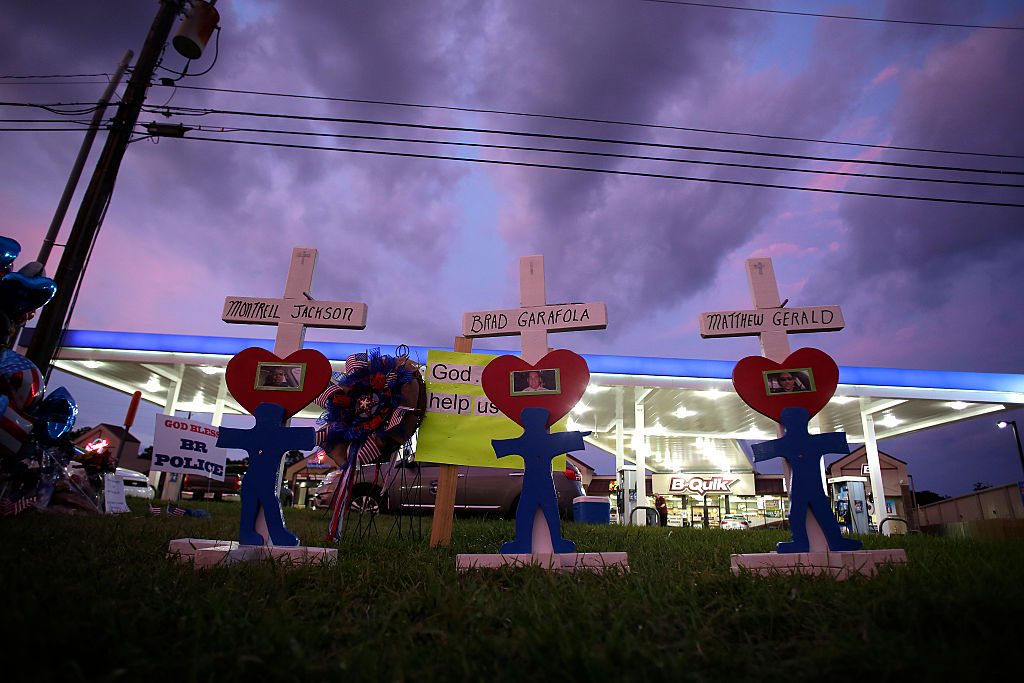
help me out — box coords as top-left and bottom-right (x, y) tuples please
(732, 347), (839, 423)
(480, 349), (590, 428)
(225, 347), (332, 419)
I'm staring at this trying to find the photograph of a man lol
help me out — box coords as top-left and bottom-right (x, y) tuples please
(255, 363), (305, 391)
(764, 368), (814, 394)
(510, 368), (561, 395)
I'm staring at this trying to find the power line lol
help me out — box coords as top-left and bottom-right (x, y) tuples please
(0, 100), (108, 116)
(637, 1), (1024, 30)
(0, 73), (115, 79)
(177, 133), (1024, 208)
(146, 104), (1024, 176)
(170, 84), (1024, 160)
(0, 126), (100, 132)
(0, 80), (114, 87)
(160, 122), (1024, 189)
(0, 118), (99, 124)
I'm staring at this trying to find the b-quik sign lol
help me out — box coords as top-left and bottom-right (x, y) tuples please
(653, 473), (755, 497)
(151, 416), (228, 481)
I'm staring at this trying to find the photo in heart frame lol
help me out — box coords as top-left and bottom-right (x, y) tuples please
(480, 349), (590, 428)
(225, 347), (332, 419)
(732, 347), (839, 423)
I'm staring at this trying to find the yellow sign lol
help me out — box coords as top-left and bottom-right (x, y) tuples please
(415, 349), (567, 470)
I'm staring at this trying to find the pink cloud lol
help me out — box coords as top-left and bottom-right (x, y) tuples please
(870, 64), (900, 86)
(805, 144), (887, 192)
(749, 243), (817, 259)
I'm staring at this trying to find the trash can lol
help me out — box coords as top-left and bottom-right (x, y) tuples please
(573, 496), (611, 525)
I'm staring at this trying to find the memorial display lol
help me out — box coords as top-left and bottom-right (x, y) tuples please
(313, 348), (425, 541)
(732, 348), (861, 554)
(480, 350), (591, 555)
(0, 236), (84, 516)
(445, 255), (626, 572)
(703, 257), (908, 578)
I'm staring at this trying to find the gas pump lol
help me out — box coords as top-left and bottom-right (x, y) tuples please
(828, 476), (870, 534)
(617, 468), (637, 525)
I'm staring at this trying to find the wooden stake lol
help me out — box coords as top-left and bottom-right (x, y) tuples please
(429, 336), (472, 547)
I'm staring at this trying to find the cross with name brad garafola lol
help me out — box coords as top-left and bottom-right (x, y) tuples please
(436, 253), (606, 549)
(222, 247), (368, 357)
(699, 257), (843, 363)
(462, 255), (607, 364)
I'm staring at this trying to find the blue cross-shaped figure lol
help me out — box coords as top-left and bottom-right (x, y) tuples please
(217, 402), (315, 547)
(493, 406), (589, 555)
(752, 406), (862, 554)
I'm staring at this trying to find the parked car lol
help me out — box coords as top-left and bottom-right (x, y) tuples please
(116, 467), (155, 499)
(721, 513), (751, 530)
(182, 463), (246, 500)
(309, 455), (586, 518)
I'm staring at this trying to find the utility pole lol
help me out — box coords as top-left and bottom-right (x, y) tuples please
(26, 0), (184, 372)
(36, 50), (133, 268)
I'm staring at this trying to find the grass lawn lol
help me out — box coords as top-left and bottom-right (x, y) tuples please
(1, 498), (1020, 682)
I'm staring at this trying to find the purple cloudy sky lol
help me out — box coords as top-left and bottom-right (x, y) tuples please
(2, 1), (1022, 496)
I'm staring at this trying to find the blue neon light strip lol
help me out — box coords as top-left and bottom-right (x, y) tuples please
(54, 329), (1024, 394)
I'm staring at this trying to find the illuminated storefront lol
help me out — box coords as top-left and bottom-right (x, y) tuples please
(284, 449), (335, 507)
(29, 328), (1024, 531)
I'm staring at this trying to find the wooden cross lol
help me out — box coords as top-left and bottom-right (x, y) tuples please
(700, 256), (846, 551)
(222, 246), (368, 357)
(461, 255), (607, 363)
(220, 246), (367, 545)
(435, 255), (607, 551)
(700, 257), (843, 363)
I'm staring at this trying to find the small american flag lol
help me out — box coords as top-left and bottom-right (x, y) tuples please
(315, 383), (340, 410)
(356, 437), (381, 465)
(148, 504), (161, 515)
(0, 496), (37, 516)
(387, 406), (411, 430)
(167, 503), (187, 517)
(345, 353), (368, 373)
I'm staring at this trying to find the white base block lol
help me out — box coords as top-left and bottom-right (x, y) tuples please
(457, 552), (629, 573)
(730, 548), (908, 580)
(167, 538), (337, 569)
(167, 538), (240, 559)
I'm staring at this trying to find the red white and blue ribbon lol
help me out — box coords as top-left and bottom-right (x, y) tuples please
(325, 459), (357, 540)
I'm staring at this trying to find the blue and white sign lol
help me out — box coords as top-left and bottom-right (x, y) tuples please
(152, 416), (228, 481)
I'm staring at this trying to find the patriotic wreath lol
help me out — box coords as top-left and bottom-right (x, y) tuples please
(313, 348), (425, 540)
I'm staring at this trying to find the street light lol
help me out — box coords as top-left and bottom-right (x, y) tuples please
(996, 420), (1024, 478)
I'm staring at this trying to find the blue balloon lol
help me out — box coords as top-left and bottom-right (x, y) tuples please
(0, 236), (20, 271)
(34, 386), (78, 440)
(0, 272), (57, 317)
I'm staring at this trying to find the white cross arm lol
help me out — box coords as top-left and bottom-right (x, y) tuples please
(462, 303), (607, 338)
(222, 296), (368, 329)
(699, 305), (843, 338)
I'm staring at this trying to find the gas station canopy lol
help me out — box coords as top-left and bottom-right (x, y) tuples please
(35, 329), (1024, 474)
